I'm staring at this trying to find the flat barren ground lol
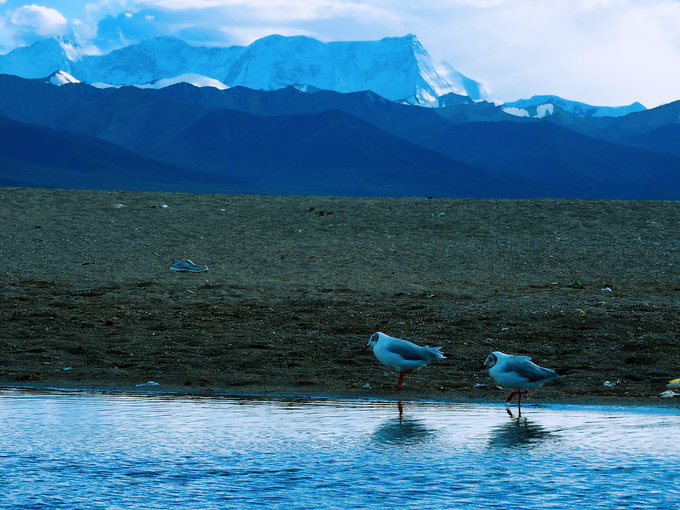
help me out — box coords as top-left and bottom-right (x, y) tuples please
(1, 188), (678, 405)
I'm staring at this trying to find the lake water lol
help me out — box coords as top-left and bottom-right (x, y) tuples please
(1, 388), (679, 509)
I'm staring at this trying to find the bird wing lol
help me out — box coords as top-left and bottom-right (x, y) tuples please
(388, 338), (441, 362)
(504, 357), (558, 382)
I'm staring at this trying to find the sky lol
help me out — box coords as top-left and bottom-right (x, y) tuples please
(1, 0), (679, 108)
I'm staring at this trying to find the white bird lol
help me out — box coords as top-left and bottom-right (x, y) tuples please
(476, 351), (562, 405)
(364, 332), (446, 391)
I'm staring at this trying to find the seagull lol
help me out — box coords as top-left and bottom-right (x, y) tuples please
(364, 332), (445, 390)
(476, 351), (562, 405)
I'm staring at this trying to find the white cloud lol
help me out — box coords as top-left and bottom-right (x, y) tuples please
(0, 18), (13, 52)
(133, 0), (388, 22)
(396, 0), (680, 107)
(10, 5), (68, 37)
(133, 0), (248, 9)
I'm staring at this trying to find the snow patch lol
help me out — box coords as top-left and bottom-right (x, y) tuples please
(292, 83), (323, 93)
(135, 73), (228, 90)
(48, 70), (79, 86)
(59, 39), (83, 63)
(90, 82), (118, 89)
(536, 103), (554, 118)
(502, 106), (530, 118)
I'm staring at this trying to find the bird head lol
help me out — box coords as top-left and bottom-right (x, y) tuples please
(363, 332), (382, 350)
(476, 352), (497, 371)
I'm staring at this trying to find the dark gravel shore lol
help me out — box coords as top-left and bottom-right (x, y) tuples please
(1, 188), (678, 405)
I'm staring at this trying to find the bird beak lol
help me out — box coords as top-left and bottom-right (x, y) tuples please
(362, 344), (369, 350)
(475, 364), (485, 371)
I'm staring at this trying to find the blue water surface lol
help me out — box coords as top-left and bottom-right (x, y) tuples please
(0, 388), (678, 509)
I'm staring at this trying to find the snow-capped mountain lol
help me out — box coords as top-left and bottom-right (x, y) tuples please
(0, 34), (494, 105)
(44, 70), (80, 86)
(0, 34), (651, 116)
(503, 95), (646, 118)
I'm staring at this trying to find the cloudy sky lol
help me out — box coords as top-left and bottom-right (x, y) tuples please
(1, 0), (679, 108)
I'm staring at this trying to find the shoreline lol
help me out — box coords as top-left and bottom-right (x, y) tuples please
(2, 380), (678, 408)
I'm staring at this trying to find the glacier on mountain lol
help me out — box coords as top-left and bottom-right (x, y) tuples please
(0, 34), (494, 105)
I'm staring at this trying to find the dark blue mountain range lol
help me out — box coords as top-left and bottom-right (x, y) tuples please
(0, 74), (678, 199)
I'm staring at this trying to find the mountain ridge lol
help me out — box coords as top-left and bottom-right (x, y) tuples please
(0, 34), (495, 105)
(0, 34), (654, 117)
(0, 73), (678, 199)
(504, 95), (646, 118)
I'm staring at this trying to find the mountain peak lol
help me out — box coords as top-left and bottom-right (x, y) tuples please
(43, 70), (80, 86)
(0, 36), (83, 78)
(137, 35), (192, 49)
(402, 33), (425, 49)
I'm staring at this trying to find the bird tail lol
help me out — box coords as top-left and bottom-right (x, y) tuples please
(425, 346), (446, 359)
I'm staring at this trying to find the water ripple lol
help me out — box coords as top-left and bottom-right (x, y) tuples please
(0, 389), (679, 509)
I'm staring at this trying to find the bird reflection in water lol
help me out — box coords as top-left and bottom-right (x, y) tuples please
(372, 401), (437, 446)
(488, 408), (558, 449)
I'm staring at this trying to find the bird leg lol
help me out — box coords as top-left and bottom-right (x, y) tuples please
(506, 390), (528, 405)
(392, 370), (412, 391)
(516, 390), (528, 406)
